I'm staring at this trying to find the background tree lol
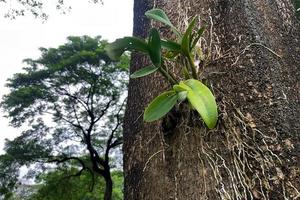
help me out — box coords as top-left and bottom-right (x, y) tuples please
(123, 0), (300, 199)
(0, 35), (128, 200)
(0, 0), (102, 20)
(25, 167), (123, 200)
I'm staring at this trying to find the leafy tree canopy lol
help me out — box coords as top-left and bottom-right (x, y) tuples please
(0, 35), (128, 199)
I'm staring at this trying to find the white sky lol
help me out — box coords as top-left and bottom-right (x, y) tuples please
(0, 0), (133, 154)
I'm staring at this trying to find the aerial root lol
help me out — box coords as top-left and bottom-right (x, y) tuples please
(194, 100), (299, 200)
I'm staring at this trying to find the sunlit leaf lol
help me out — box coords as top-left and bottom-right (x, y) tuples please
(130, 66), (159, 78)
(183, 79), (218, 129)
(105, 37), (148, 61)
(145, 8), (181, 37)
(144, 91), (178, 122)
(173, 83), (190, 92)
(148, 28), (161, 67)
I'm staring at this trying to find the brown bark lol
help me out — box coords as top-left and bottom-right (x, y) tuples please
(123, 0), (300, 199)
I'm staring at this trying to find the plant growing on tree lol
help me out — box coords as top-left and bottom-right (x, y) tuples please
(106, 8), (218, 129)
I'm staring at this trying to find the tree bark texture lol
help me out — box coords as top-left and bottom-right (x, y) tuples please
(123, 0), (300, 199)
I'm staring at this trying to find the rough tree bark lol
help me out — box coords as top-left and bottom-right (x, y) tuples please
(123, 0), (300, 199)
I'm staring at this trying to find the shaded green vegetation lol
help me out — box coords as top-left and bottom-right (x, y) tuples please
(27, 170), (123, 200)
(294, 0), (300, 20)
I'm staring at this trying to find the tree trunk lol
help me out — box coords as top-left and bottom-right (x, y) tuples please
(103, 171), (113, 200)
(123, 0), (300, 199)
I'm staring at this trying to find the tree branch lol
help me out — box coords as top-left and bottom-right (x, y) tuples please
(48, 156), (85, 167)
(104, 98), (126, 163)
(55, 86), (90, 113)
(94, 98), (114, 124)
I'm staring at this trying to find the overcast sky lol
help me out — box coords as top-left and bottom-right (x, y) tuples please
(0, 0), (133, 153)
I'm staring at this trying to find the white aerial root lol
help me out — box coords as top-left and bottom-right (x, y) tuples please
(193, 101), (299, 199)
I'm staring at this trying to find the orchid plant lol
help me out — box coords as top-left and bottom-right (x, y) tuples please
(105, 9), (218, 129)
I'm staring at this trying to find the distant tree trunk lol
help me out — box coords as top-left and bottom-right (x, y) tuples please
(104, 172), (112, 200)
(123, 0), (300, 199)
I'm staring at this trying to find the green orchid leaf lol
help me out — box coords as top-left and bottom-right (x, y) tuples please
(130, 66), (159, 79)
(191, 26), (205, 50)
(161, 40), (181, 52)
(173, 83), (190, 101)
(184, 79), (218, 129)
(105, 37), (148, 61)
(148, 28), (162, 67)
(144, 91), (178, 122)
(145, 8), (181, 37)
(177, 91), (188, 102)
(181, 17), (197, 56)
(145, 9), (173, 27)
(173, 83), (190, 92)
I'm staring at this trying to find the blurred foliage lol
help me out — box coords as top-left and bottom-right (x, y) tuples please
(16, 169), (123, 200)
(294, 0), (300, 20)
(3, 168), (123, 200)
(0, 154), (19, 200)
(0, 0), (103, 20)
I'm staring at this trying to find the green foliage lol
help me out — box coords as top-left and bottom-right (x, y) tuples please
(105, 37), (148, 61)
(0, 35), (128, 199)
(0, 0), (102, 20)
(181, 17), (197, 56)
(4, 123), (52, 164)
(182, 80), (218, 129)
(0, 154), (19, 199)
(144, 91), (178, 122)
(130, 66), (158, 78)
(145, 9), (181, 37)
(26, 169), (123, 200)
(160, 40), (181, 52)
(294, 0), (300, 20)
(2, 35), (127, 127)
(106, 9), (218, 129)
(148, 28), (162, 67)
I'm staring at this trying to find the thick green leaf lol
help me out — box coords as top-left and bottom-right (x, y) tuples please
(130, 66), (159, 78)
(145, 9), (181, 37)
(191, 26), (205, 49)
(183, 79), (218, 129)
(105, 37), (148, 61)
(144, 91), (178, 122)
(161, 40), (181, 52)
(181, 17), (197, 56)
(148, 28), (161, 67)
